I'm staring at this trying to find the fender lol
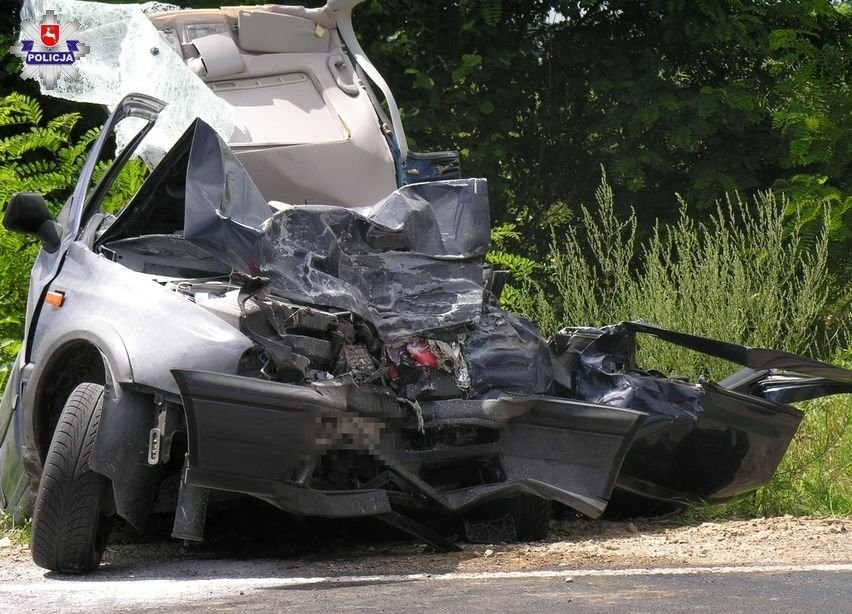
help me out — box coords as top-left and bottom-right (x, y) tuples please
(34, 242), (252, 396)
(22, 322), (161, 529)
(19, 320), (132, 479)
(26, 317), (133, 389)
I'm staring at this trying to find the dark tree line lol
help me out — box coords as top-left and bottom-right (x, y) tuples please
(357, 1), (851, 259)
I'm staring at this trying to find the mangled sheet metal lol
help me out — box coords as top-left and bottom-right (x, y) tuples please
(107, 118), (851, 520)
(103, 118), (643, 529)
(551, 322), (852, 504)
(181, 119), (490, 342)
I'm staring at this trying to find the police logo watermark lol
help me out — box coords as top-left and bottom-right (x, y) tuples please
(9, 10), (90, 90)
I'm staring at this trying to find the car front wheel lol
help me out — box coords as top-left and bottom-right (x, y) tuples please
(30, 382), (114, 573)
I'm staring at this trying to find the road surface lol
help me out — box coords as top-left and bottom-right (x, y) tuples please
(1, 515), (849, 612)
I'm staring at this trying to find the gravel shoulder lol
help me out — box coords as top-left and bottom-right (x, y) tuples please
(1, 515), (850, 582)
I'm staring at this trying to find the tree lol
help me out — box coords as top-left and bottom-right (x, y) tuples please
(357, 1), (852, 259)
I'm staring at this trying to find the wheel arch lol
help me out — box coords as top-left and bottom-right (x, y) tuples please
(22, 321), (133, 475)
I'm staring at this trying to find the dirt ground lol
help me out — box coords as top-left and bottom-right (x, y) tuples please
(1, 515), (849, 581)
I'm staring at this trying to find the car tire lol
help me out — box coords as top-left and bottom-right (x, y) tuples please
(498, 495), (551, 540)
(467, 495), (552, 542)
(30, 382), (114, 574)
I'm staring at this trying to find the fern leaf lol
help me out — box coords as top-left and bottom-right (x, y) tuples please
(15, 159), (61, 177)
(0, 93), (43, 126)
(487, 249), (539, 282)
(57, 127), (100, 170)
(46, 112), (82, 137)
(480, 0), (502, 27)
(0, 128), (65, 157)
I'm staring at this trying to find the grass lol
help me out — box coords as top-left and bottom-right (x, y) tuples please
(0, 511), (31, 546)
(536, 174), (840, 379)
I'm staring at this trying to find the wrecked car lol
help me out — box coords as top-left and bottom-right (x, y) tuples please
(1, 1), (850, 574)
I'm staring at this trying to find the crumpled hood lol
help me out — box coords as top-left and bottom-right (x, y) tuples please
(182, 119), (491, 342)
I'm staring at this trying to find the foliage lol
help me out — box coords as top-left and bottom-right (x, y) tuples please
(357, 0), (852, 272)
(486, 223), (559, 334)
(0, 510), (31, 546)
(95, 156), (149, 215)
(517, 173), (842, 381)
(487, 223), (539, 287)
(0, 93), (100, 373)
(764, 9), (852, 286)
(3, 2), (852, 253)
(0, 93), (151, 385)
(357, 0), (576, 236)
(0, 93), (99, 206)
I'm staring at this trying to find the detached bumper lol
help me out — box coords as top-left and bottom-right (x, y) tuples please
(616, 380), (803, 502)
(551, 321), (852, 505)
(172, 370), (645, 519)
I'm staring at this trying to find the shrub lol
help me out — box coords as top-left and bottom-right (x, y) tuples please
(535, 172), (842, 381)
(0, 93), (98, 379)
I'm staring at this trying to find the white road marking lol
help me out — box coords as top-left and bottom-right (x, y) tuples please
(1, 562), (850, 604)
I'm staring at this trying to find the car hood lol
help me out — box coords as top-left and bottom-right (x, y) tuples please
(183, 119), (492, 342)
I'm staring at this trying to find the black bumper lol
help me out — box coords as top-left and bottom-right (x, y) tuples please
(172, 369), (646, 519)
(551, 321), (852, 505)
(616, 379), (803, 502)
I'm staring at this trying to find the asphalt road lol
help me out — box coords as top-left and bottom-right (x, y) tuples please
(1, 561), (850, 613)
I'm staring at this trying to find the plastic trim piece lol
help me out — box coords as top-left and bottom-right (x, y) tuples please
(329, 0), (409, 159)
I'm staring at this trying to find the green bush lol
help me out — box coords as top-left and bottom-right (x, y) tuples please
(0, 92), (98, 378)
(529, 172), (844, 381)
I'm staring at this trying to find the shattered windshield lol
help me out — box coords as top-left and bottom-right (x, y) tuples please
(20, 0), (235, 166)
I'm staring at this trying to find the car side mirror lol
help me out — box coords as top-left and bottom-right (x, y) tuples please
(3, 192), (64, 252)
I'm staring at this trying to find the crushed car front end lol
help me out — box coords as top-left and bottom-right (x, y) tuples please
(173, 369), (644, 522)
(132, 119), (647, 544)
